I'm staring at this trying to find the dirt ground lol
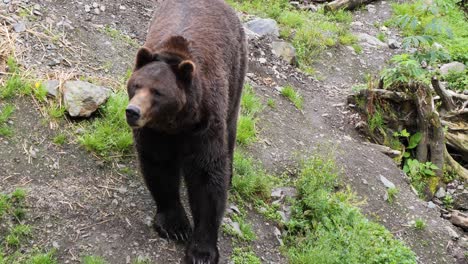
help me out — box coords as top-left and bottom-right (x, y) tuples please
(0, 0), (467, 263)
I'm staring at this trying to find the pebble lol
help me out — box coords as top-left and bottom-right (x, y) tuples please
(92, 2), (98, 8)
(427, 201), (436, 209)
(100, 5), (106, 12)
(380, 175), (395, 189)
(119, 5), (127, 10)
(94, 8), (100, 15)
(84, 5), (91, 13)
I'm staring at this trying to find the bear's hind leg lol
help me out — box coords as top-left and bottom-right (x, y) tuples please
(140, 157), (192, 242)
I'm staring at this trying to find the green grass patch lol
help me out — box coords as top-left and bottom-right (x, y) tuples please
(52, 133), (67, 145)
(284, 156), (417, 264)
(231, 247), (261, 264)
(0, 103), (15, 137)
(267, 98), (276, 108)
(281, 85), (303, 110)
(100, 25), (139, 47)
(390, 0), (468, 63)
(237, 83), (263, 145)
(223, 212), (256, 242)
(387, 187), (399, 204)
(82, 255), (107, 264)
(0, 189), (57, 263)
(78, 91), (133, 157)
(227, 0), (356, 70)
(414, 219), (426, 230)
(232, 150), (274, 202)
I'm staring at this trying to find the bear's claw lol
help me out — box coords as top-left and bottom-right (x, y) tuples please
(154, 209), (192, 242)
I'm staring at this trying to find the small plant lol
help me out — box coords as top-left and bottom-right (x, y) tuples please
(443, 194), (454, 209)
(0, 103), (15, 137)
(281, 85), (303, 110)
(267, 98), (276, 108)
(232, 150), (274, 201)
(377, 32), (387, 42)
(223, 213), (256, 242)
(231, 247), (261, 264)
(82, 255), (108, 264)
(443, 69), (468, 92)
(403, 159), (438, 195)
(387, 187), (399, 203)
(414, 219), (426, 230)
(79, 91), (133, 157)
(240, 83), (262, 116)
(53, 134), (67, 145)
(237, 83), (263, 145)
(381, 54), (426, 89)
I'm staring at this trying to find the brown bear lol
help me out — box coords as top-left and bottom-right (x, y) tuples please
(125, 0), (247, 263)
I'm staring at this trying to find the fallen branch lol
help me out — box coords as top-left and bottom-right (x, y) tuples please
(325, 0), (377, 12)
(444, 148), (468, 180)
(431, 76), (456, 112)
(362, 142), (401, 158)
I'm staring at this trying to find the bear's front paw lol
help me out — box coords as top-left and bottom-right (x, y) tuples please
(154, 208), (191, 242)
(183, 241), (219, 264)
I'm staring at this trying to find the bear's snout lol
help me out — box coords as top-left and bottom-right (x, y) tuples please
(126, 105), (141, 127)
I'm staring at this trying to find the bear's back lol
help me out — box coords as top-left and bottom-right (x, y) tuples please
(145, 0), (244, 80)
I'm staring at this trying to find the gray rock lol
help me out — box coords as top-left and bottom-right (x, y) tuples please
(351, 21), (364, 27)
(84, 5), (91, 12)
(440, 62), (466, 75)
(273, 227), (283, 246)
(379, 175), (395, 189)
(63, 80), (111, 117)
(44, 80), (60, 97)
(388, 39), (400, 49)
(435, 187), (446, 198)
(427, 201), (437, 209)
(445, 226), (459, 240)
(94, 7), (100, 15)
(271, 187), (298, 199)
(357, 33), (386, 48)
(453, 192), (468, 210)
(13, 22), (26, 33)
(243, 27), (259, 40)
(245, 18), (279, 37)
(271, 41), (297, 65)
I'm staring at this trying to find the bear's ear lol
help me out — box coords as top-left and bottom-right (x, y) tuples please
(135, 47), (156, 70)
(177, 60), (196, 82)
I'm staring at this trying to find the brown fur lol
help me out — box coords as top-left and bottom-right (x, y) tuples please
(126, 1), (247, 263)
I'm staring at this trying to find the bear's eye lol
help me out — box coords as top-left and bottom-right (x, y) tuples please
(152, 89), (162, 97)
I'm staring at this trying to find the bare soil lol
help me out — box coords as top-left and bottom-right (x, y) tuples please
(1, 0), (467, 264)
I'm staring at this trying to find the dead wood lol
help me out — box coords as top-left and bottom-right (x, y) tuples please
(362, 142), (401, 158)
(324, 0), (377, 12)
(431, 76), (456, 112)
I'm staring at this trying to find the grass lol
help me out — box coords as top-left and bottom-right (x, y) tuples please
(231, 247), (261, 264)
(281, 85), (303, 110)
(390, 0), (468, 64)
(52, 133), (67, 145)
(387, 187), (399, 204)
(227, 0), (356, 71)
(0, 189), (57, 263)
(100, 25), (139, 47)
(232, 150), (274, 202)
(284, 156), (417, 264)
(82, 255), (107, 264)
(0, 103), (15, 137)
(78, 91), (133, 157)
(237, 83), (263, 145)
(267, 98), (276, 108)
(223, 212), (256, 242)
(414, 219), (426, 230)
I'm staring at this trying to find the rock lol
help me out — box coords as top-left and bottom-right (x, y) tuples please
(388, 39), (400, 49)
(245, 18), (279, 37)
(271, 41), (297, 65)
(244, 27), (259, 40)
(435, 187), (446, 198)
(357, 33), (386, 48)
(84, 5), (91, 13)
(351, 21), (364, 27)
(273, 227), (283, 246)
(300, 4), (318, 12)
(380, 175), (395, 189)
(52, 241), (60, 249)
(94, 8), (100, 15)
(450, 210), (468, 230)
(63, 80), (111, 117)
(13, 22), (26, 33)
(271, 187), (297, 199)
(445, 226), (459, 240)
(92, 2), (99, 8)
(44, 80), (60, 97)
(453, 192), (468, 210)
(259, 58), (267, 64)
(100, 5), (106, 12)
(427, 201), (436, 209)
(440, 62), (466, 75)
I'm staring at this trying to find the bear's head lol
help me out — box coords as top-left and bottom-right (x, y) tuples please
(126, 37), (197, 132)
